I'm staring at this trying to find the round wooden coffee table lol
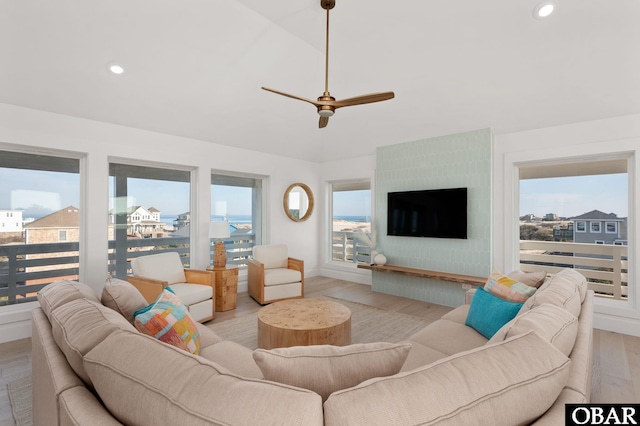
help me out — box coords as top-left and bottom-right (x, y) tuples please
(257, 299), (352, 349)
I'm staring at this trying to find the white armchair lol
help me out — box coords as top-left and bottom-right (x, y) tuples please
(248, 244), (304, 305)
(126, 252), (215, 322)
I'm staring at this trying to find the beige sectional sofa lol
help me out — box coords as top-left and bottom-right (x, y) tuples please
(32, 268), (593, 425)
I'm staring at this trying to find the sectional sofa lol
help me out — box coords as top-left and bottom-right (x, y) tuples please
(32, 268), (592, 425)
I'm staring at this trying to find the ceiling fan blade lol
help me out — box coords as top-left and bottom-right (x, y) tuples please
(261, 87), (320, 107)
(330, 91), (395, 108)
(319, 116), (329, 128)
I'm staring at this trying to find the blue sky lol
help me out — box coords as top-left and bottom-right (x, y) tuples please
(520, 174), (628, 218)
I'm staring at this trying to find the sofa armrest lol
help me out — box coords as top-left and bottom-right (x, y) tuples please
(126, 276), (167, 303)
(464, 288), (477, 305)
(184, 269), (215, 286)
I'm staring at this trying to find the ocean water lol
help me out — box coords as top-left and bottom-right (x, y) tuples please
(161, 215), (252, 227)
(334, 216), (371, 223)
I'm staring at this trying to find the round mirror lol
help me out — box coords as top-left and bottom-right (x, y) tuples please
(284, 183), (314, 222)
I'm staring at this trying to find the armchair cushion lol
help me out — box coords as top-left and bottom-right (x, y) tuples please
(170, 283), (213, 306)
(253, 244), (288, 269)
(264, 268), (303, 286)
(130, 252), (186, 285)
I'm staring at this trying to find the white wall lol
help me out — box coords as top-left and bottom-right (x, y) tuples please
(0, 103), (320, 343)
(493, 113), (640, 336)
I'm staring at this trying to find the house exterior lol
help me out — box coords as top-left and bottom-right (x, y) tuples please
(0, 210), (23, 233)
(174, 212), (190, 230)
(23, 206), (80, 281)
(24, 206), (80, 245)
(108, 206), (165, 238)
(570, 210), (628, 245)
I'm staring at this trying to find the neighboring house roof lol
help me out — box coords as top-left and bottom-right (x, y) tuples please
(570, 210), (623, 221)
(24, 206), (79, 228)
(148, 207), (160, 213)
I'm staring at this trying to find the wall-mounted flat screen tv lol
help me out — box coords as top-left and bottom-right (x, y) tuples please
(387, 188), (467, 239)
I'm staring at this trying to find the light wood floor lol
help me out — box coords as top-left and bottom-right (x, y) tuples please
(0, 276), (639, 424)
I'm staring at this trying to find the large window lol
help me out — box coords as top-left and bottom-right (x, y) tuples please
(330, 180), (372, 264)
(519, 159), (630, 300)
(0, 150), (80, 305)
(211, 173), (263, 268)
(109, 163), (191, 279)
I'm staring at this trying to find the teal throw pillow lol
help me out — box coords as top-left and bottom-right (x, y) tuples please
(465, 287), (523, 339)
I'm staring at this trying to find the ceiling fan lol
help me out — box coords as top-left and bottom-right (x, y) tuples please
(262, 0), (395, 129)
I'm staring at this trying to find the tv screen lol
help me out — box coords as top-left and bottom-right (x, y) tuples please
(387, 188), (467, 239)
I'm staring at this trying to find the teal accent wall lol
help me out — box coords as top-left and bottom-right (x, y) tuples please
(373, 128), (493, 307)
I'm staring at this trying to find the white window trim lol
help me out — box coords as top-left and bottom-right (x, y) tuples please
(595, 240), (605, 245)
(590, 221), (602, 233)
(576, 221), (587, 233)
(606, 221), (618, 234)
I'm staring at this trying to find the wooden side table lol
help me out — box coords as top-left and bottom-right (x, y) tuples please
(207, 266), (238, 312)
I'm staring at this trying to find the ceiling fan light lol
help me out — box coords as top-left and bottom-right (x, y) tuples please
(318, 109), (334, 117)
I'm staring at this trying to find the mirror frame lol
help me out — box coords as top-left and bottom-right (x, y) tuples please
(283, 183), (314, 222)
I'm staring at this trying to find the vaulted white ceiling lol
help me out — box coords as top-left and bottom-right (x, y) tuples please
(1, 0), (639, 162)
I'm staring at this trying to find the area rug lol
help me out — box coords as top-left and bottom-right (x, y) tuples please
(208, 297), (432, 349)
(7, 376), (32, 426)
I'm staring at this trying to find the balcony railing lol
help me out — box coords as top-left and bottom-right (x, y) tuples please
(520, 240), (628, 300)
(332, 231), (373, 264)
(1, 234), (255, 306)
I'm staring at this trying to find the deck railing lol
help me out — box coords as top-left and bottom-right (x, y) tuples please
(1, 236), (627, 305)
(332, 231), (373, 264)
(519, 240), (628, 300)
(0, 234), (255, 306)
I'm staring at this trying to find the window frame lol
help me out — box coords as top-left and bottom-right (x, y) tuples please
(590, 221), (602, 233)
(211, 171), (265, 268)
(576, 221), (587, 233)
(329, 179), (372, 266)
(606, 221), (618, 234)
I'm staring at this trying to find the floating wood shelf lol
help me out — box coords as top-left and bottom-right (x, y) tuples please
(357, 264), (485, 287)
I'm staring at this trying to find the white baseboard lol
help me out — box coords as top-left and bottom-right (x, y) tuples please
(594, 312), (640, 337)
(0, 320), (32, 344)
(319, 267), (372, 285)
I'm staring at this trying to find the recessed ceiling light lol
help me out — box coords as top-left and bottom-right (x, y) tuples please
(108, 64), (125, 75)
(533, 1), (557, 19)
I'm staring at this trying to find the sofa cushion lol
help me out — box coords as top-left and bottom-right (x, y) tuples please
(324, 331), (571, 426)
(465, 287), (523, 339)
(520, 272), (582, 318)
(84, 330), (324, 426)
(484, 269), (537, 303)
(508, 270), (547, 288)
(409, 317), (488, 355)
(554, 268), (589, 303)
(253, 342), (412, 402)
(49, 298), (136, 387)
(489, 303), (579, 356)
(253, 244), (289, 269)
(38, 280), (100, 320)
(134, 288), (201, 355)
(200, 340), (264, 379)
(130, 252), (186, 285)
(264, 268), (302, 286)
(399, 341), (449, 372)
(101, 278), (147, 323)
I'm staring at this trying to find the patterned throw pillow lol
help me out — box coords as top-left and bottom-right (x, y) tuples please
(134, 288), (201, 355)
(484, 269), (537, 303)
